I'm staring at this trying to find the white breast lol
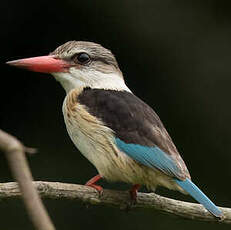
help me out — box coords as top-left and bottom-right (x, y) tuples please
(62, 94), (134, 182)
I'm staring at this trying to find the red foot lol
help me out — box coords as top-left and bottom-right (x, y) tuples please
(129, 184), (141, 202)
(85, 174), (103, 193)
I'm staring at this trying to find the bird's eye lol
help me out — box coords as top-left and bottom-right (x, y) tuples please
(73, 52), (91, 64)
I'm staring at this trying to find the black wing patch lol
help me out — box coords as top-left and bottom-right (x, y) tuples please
(78, 88), (190, 178)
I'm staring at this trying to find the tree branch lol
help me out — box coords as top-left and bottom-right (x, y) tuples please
(0, 181), (230, 224)
(0, 130), (55, 230)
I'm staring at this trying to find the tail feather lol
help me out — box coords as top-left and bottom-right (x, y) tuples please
(175, 178), (223, 218)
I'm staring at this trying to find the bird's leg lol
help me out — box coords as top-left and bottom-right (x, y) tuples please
(129, 184), (141, 203)
(85, 174), (103, 194)
(124, 184), (141, 211)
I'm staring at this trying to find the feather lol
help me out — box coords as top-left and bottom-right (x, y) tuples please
(175, 178), (223, 218)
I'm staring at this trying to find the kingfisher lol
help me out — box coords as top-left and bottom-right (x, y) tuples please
(7, 41), (223, 218)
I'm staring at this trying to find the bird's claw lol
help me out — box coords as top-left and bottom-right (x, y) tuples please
(85, 174), (103, 197)
(86, 184), (103, 197)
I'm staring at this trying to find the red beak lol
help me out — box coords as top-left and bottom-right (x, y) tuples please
(6, 55), (71, 73)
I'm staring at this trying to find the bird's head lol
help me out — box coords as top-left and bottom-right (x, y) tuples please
(7, 41), (130, 93)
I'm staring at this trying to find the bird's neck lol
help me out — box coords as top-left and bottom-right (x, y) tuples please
(53, 70), (132, 94)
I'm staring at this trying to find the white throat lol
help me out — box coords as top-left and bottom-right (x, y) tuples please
(52, 68), (132, 94)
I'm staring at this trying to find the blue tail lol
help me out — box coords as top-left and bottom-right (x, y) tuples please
(175, 178), (223, 218)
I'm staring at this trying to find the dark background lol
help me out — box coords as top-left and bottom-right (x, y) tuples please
(1, 0), (231, 229)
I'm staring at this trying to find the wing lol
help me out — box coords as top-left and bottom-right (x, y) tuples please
(78, 88), (224, 218)
(78, 88), (190, 179)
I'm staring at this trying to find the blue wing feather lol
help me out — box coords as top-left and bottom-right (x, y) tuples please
(115, 138), (183, 178)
